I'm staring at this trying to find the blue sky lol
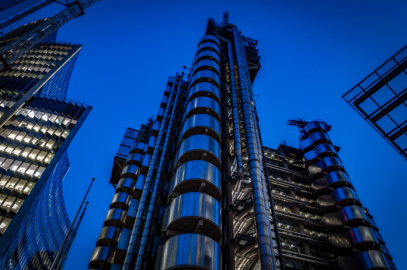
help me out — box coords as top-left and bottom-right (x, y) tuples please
(39, 0), (407, 268)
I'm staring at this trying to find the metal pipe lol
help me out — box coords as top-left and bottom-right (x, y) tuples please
(50, 178), (95, 270)
(216, 35), (243, 177)
(134, 74), (184, 270)
(122, 77), (178, 270)
(232, 25), (276, 270)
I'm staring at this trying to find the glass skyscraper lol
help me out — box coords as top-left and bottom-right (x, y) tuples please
(343, 45), (407, 160)
(89, 14), (396, 270)
(0, 2), (95, 268)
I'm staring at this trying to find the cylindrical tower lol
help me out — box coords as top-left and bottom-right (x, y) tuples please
(159, 35), (222, 270)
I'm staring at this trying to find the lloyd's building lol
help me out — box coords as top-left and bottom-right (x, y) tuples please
(90, 13), (396, 270)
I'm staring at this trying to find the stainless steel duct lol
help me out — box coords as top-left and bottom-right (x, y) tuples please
(122, 76), (179, 270)
(134, 74), (184, 270)
(232, 25), (276, 270)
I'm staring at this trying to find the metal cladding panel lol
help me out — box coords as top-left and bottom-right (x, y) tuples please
(104, 208), (127, 226)
(111, 192), (132, 209)
(183, 96), (221, 120)
(117, 178), (136, 193)
(326, 170), (351, 186)
(120, 164), (139, 179)
(97, 226), (122, 246)
(117, 227), (132, 251)
(307, 162), (322, 176)
(163, 192), (220, 241)
(190, 69), (221, 88)
(141, 153), (152, 168)
(319, 156), (344, 171)
(194, 49), (221, 65)
(134, 174), (146, 191)
(126, 199), (140, 218)
(132, 142), (148, 154)
(347, 226), (379, 247)
(192, 59), (220, 75)
(300, 131), (331, 150)
(357, 250), (390, 269)
(126, 152), (144, 165)
(89, 246), (115, 265)
(174, 134), (221, 168)
(304, 121), (327, 134)
(169, 160), (221, 200)
(303, 143), (337, 162)
(333, 187), (359, 205)
(160, 233), (221, 270)
(199, 35), (220, 46)
(179, 113), (221, 142)
(187, 82), (221, 104)
(197, 42), (220, 54)
(341, 205), (369, 224)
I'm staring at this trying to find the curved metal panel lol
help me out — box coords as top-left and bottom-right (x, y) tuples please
(190, 69), (220, 89)
(348, 226), (379, 248)
(130, 142), (147, 154)
(326, 170), (352, 187)
(125, 152), (144, 166)
(163, 192), (221, 241)
(198, 35), (220, 47)
(191, 58), (220, 76)
(97, 226), (122, 247)
(341, 205), (369, 226)
(307, 162), (322, 176)
(160, 233), (221, 270)
(110, 192), (132, 210)
(174, 134), (221, 169)
(134, 173), (146, 191)
(304, 121), (327, 134)
(183, 96), (221, 122)
(320, 156), (345, 172)
(89, 246), (115, 268)
(187, 82), (221, 104)
(120, 164), (139, 179)
(194, 49), (220, 66)
(357, 250), (390, 270)
(116, 177), (136, 194)
(303, 143), (337, 162)
(169, 160), (221, 201)
(300, 131), (331, 151)
(104, 208), (127, 227)
(197, 42), (220, 55)
(333, 187), (360, 206)
(179, 114), (221, 143)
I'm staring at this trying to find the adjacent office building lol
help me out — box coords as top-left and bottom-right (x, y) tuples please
(0, 1), (97, 268)
(343, 45), (407, 160)
(89, 14), (396, 270)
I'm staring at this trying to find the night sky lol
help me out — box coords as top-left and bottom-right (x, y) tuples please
(36, 0), (407, 268)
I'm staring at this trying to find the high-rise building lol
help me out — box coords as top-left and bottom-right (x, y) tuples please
(343, 45), (407, 160)
(89, 14), (396, 270)
(0, 1), (97, 268)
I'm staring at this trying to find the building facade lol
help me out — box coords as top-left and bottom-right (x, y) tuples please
(0, 4), (94, 268)
(343, 45), (407, 160)
(89, 14), (396, 270)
